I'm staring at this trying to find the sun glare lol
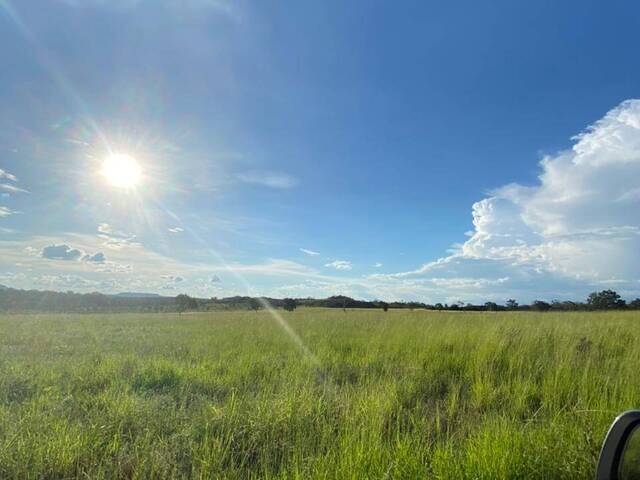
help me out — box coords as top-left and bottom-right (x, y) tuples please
(101, 154), (141, 188)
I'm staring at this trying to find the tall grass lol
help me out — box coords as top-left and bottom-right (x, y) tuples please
(0, 309), (638, 478)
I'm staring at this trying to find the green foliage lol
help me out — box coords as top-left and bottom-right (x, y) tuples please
(175, 294), (198, 313)
(587, 289), (626, 310)
(0, 310), (638, 478)
(282, 298), (297, 312)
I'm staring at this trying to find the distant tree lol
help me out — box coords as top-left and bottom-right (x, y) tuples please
(505, 299), (519, 310)
(531, 300), (552, 312)
(248, 298), (262, 311)
(630, 298), (640, 310)
(283, 298), (297, 312)
(484, 301), (498, 312)
(434, 303), (444, 311)
(587, 290), (626, 310)
(176, 294), (198, 313)
(380, 301), (389, 312)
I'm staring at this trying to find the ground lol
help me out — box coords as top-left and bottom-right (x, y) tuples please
(0, 309), (638, 479)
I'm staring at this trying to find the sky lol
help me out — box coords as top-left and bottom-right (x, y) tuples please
(1, 0), (639, 303)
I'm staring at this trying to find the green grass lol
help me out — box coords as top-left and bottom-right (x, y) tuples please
(0, 309), (638, 479)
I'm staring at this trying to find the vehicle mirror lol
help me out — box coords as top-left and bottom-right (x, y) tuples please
(597, 411), (640, 480)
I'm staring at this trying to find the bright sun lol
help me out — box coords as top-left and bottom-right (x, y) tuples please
(101, 154), (142, 188)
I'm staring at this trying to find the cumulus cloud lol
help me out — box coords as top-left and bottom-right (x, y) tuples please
(325, 260), (353, 271)
(382, 99), (640, 301)
(41, 244), (84, 261)
(84, 252), (106, 263)
(237, 171), (299, 189)
(300, 248), (320, 256)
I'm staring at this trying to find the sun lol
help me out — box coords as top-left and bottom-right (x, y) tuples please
(101, 154), (141, 188)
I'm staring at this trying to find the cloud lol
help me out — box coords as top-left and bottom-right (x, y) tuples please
(0, 169), (17, 182)
(0, 184), (29, 194)
(168, 227), (184, 233)
(97, 223), (114, 235)
(300, 248), (320, 256)
(0, 206), (18, 217)
(97, 223), (139, 249)
(41, 244), (84, 261)
(84, 252), (106, 263)
(325, 260), (353, 271)
(237, 171), (299, 189)
(374, 262), (383, 268)
(378, 99), (640, 301)
(161, 275), (184, 283)
(210, 275), (221, 283)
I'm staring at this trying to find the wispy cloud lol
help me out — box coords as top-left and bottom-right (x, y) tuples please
(0, 183), (29, 194)
(168, 227), (184, 233)
(300, 248), (320, 256)
(237, 171), (299, 189)
(0, 169), (17, 182)
(0, 206), (19, 217)
(97, 223), (139, 250)
(325, 260), (353, 271)
(374, 262), (383, 268)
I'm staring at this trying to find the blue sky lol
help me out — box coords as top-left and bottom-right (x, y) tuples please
(1, 0), (640, 302)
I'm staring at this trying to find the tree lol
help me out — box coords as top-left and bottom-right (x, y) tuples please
(484, 301), (498, 311)
(531, 300), (552, 312)
(380, 301), (389, 312)
(283, 298), (297, 312)
(505, 299), (519, 310)
(434, 303), (444, 310)
(630, 298), (640, 310)
(587, 290), (626, 310)
(176, 294), (198, 313)
(248, 298), (262, 311)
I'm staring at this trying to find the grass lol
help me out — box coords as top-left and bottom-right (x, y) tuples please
(0, 309), (638, 479)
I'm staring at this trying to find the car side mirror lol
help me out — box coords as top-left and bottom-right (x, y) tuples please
(597, 411), (640, 480)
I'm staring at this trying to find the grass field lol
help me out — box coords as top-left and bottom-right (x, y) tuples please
(0, 309), (639, 479)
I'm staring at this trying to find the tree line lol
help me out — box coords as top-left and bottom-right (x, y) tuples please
(0, 286), (638, 314)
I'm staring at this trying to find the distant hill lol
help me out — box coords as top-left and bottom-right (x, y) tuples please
(113, 292), (166, 299)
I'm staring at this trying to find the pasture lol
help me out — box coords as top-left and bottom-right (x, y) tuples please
(0, 309), (638, 479)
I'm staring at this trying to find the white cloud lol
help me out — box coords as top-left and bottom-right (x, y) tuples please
(374, 262), (383, 268)
(0, 169), (17, 182)
(168, 227), (184, 233)
(0, 206), (18, 217)
(0, 183), (28, 194)
(97, 223), (139, 250)
(300, 248), (320, 256)
(378, 99), (640, 301)
(237, 171), (299, 189)
(325, 260), (353, 271)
